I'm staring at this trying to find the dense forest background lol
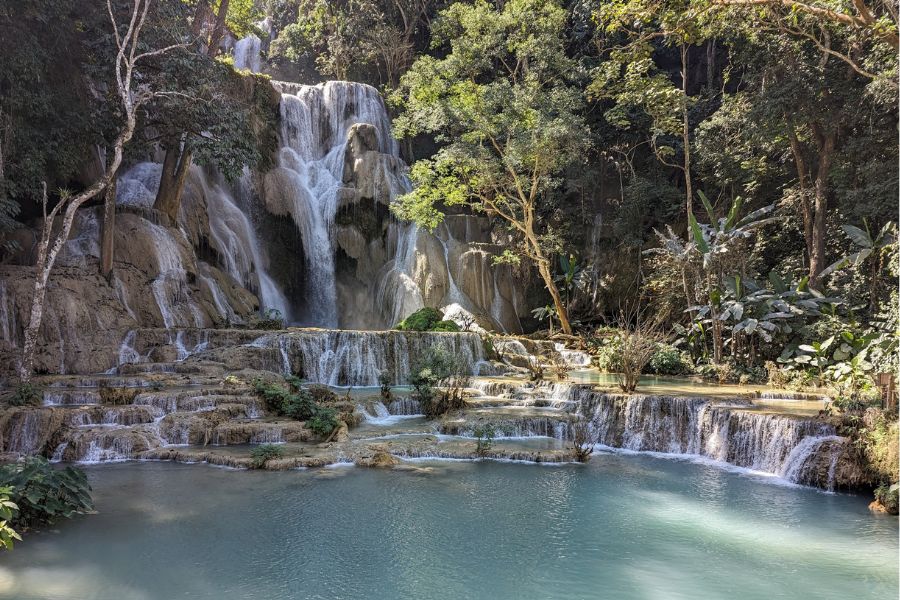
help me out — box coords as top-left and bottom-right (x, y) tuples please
(0, 0), (897, 396)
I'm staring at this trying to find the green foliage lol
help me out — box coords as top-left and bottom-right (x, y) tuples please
(9, 383), (41, 407)
(474, 424), (495, 457)
(646, 344), (693, 376)
(0, 458), (92, 528)
(395, 307), (459, 332)
(409, 345), (469, 418)
(250, 444), (284, 469)
(378, 371), (393, 400)
(391, 0), (590, 281)
(252, 377), (343, 438)
(306, 406), (340, 437)
(0, 486), (21, 551)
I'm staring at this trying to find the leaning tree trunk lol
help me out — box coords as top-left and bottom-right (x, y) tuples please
(153, 138), (192, 222)
(99, 174), (117, 280)
(536, 258), (572, 336)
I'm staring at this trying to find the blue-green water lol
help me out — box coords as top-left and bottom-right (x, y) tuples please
(0, 457), (896, 600)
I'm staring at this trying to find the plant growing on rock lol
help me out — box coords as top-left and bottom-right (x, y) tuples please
(474, 424), (496, 458)
(253, 308), (286, 330)
(250, 444), (284, 469)
(395, 307), (460, 332)
(307, 406), (341, 439)
(614, 313), (663, 393)
(378, 371), (393, 401)
(9, 383), (41, 407)
(409, 345), (470, 418)
(0, 458), (92, 529)
(526, 358), (545, 382)
(572, 421), (594, 463)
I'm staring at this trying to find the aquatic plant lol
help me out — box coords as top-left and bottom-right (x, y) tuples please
(474, 424), (495, 457)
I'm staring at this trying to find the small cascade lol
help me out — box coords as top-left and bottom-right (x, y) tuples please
(387, 397), (422, 416)
(553, 343), (592, 368)
(256, 330), (486, 386)
(144, 221), (204, 329)
(576, 389), (841, 484)
(233, 34), (261, 72)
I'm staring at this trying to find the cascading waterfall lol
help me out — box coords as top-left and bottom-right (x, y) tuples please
(198, 170), (290, 319)
(254, 329), (486, 386)
(233, 34), (261, 72)
(575, 388), (843, 486)
(268, 81), (399, 326)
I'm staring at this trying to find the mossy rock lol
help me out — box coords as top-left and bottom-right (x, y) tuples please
(395, 307), (460, 332)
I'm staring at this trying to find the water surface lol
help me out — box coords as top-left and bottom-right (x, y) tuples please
(0, 458), (895, 600)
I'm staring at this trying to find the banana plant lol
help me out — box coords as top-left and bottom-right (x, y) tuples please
(531, 304), (558, 335)
(819, 221), (897, 278)
(554, 254), (583, 310)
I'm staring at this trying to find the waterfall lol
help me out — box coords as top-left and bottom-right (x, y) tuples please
(267, 81), (399, 326)
(253, 329), (486, 386)
(115, 162), (288, 323)
(197, 170), (290, 319)
(233, 34), (261, 72)
(576, 389), (841, 485)
(0, 279), (15, 344)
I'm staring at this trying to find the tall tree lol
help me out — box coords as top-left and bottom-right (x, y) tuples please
(391, 0), (590, 335)
(19, 0), (186, 382)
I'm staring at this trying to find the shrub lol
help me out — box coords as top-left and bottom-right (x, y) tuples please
(307, 406), (340, 438)
(252, 308), (285, 330)
(9, 383), (41, 407)
(99, 386), (138, 405)
(0, 458), (92, 528)
(250, 444), (284, 469)
(0, 487), (21, 550)
(378, 371), (392, 400)
(409, 345), (470, 418)
(646, 344), (693, 376)
(474, 424), (495, 457)
(572, 421), (593, 462)
(395, 307), (459, 332)
(874, 483), (899, 514)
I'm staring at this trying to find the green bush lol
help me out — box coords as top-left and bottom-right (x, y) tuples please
(409, 346), (469, 417)
(9, 383), (41, 407)
(307, 406), (340, 437)
(593, 336), (623, 372)
(395, 307), (460, 332)
(250, 444), (284, 468)
(874, 483), (899, 514)
(646, 344), (693, 376)
(0, 486), (21, 550)
(0, 458), (92, 528)
(474, 424), (495, 457)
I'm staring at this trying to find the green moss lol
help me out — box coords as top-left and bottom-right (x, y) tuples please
(395, 307), (460, 332)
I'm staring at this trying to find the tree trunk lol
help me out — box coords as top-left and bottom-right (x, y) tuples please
(153, 139), (192, 222)
(207, 0), (230, 58)
(536, 258), (572, 335)
(99, 174), (117, 280)
(785, 119), (815, 274)
(681, 44), (693, 218)
(808, 124), (835, 289)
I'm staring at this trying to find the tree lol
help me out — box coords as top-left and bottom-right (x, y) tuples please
(591, 0), (711, 219)
(391, 0), (590, 335)
(146, 3), (260, 222)
(18, 0), (186, 382)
